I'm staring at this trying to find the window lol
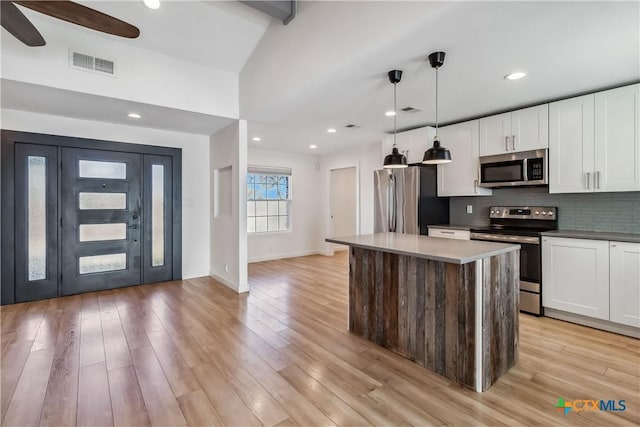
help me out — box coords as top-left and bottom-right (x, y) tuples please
(247, 167), (291, 233)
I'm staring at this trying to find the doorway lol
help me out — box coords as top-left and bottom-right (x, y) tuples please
(329, 166), (358, 249)
(2, 131), (181, 304)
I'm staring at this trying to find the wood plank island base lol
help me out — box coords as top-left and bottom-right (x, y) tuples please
(326, 233), (520, 392)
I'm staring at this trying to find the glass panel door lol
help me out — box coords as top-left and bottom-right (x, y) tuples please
(14, 144), (58, 302)
(143, 155), (173, 283)
(61, 148), (143, 295)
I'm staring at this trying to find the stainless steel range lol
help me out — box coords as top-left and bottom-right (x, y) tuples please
(470, 206), (558, 316)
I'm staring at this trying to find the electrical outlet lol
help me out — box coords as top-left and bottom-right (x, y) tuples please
(466, 205), (473, 214)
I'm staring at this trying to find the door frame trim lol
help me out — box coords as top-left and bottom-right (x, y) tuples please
(1, 130), (183, 305)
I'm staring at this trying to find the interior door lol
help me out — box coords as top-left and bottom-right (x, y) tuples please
(329, 167), (357, 239)
(61, 148), (142, 295)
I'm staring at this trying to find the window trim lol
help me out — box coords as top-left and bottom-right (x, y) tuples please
(247, 167), (292, 235)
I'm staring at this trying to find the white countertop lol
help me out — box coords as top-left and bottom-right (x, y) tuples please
(542, 230), (640, 243)
(325, 233), (520, 264)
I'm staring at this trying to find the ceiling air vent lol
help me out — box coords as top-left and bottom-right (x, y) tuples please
(400, 106), (422, 113)
(69, 50), (117, 77)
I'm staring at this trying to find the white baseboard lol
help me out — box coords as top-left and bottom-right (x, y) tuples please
(249, 249), (322, 263)
(183, 270), (211, 280)
(544, 308), (640, 338)
(209, 272), (248, 293)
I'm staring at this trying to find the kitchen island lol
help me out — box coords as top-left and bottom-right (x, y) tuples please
(326, 233), (520, 392)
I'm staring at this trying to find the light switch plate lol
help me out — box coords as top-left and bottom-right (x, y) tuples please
(466, 204), (473, 214)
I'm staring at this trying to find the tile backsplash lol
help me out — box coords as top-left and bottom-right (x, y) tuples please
(449, 187), (640, 233)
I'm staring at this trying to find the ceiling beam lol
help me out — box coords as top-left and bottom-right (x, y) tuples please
(239, 0), (296, 25)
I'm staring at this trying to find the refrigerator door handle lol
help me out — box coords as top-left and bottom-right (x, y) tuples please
(388, 173), (395, 232)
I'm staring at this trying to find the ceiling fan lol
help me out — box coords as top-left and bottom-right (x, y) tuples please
(1, 1), (140, 47)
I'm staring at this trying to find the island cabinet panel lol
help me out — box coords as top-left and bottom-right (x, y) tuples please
(348, 247), (518, 392)
(482, 251), (519, 391)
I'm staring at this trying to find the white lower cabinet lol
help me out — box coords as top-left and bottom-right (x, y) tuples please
(543, 237), (640, 328)
(610, 241), (640, 327)
(542, 237), (609, 320)
(428, 228), (470, 240)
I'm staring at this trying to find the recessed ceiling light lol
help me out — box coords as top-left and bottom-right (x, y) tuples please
(128, 113), (141, 119)
(504, 72), (527, 80)
(144, 0), (161, 9)
(327, 128), (336, 133)
(385, 111), (396, 117)
(252, 137), (261, 142)
(309, 144), (318, 149)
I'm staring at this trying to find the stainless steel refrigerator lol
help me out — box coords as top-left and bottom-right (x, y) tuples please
(374, 165), (449, 235)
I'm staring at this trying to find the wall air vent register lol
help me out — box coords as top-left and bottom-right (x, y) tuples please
(69, 50), (117, 77)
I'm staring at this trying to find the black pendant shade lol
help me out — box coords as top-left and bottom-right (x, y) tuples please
(383, 147), (408, 168)
(422, 51), (452, 165)
(422, 138), (452, 164)
(383, 69), (407, 169)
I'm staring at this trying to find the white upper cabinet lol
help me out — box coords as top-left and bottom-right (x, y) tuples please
(549, 94), (595, 193)
(610, 241), (640, 328)
(479, 105), (548, 156)
(549, 84), (639, 194)
(437, 120), (492, 196)
(479, 113), (511, 156)
(382, 127), (434, 165)
(511, 104), (549, 152)
(594, 84), (640, 192)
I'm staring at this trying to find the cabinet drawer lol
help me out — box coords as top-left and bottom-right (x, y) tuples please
(428, 228), (470, 240)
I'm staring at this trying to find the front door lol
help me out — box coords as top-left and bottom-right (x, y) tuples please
(61, 148), (143, 295)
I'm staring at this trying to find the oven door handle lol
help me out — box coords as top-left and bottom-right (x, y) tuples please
(471, 233), (539, 245)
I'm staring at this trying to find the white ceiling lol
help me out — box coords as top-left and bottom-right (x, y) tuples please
(19, 0), (273, 74)
(241, 1), (640, 154)
(1, 1), (638, 154)
(1, 79), (235, 135)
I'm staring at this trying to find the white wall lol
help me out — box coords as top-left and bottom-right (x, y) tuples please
(1, 18), (238, 118)
(247, 148), (322, 262)
(319, 141), (383, 254)
(210, 121), (248, 292)
(1, 109), (211, 279)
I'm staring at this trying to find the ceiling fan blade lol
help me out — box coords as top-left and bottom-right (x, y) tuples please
(14, 1), (139, 39)
(1, 1), (45, 46)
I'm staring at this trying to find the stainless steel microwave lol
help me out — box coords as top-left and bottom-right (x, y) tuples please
(478, 149), (547, 187)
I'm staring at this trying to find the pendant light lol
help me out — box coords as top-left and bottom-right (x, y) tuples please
(422, 51), (452, 164)
(383, 69), (408, 169)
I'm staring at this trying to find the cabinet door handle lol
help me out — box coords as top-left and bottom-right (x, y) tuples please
(474, 179), (478, 193)
(505, 136), (509, 151)
(585, 172), (590, 189)
(596, 171), (600, 189)
(512, 135), (516, 151)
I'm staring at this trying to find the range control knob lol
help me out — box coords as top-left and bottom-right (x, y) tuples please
(534, 211), (540, 215)
(547, 211), (554, 216)
(541, 211), (547, 216)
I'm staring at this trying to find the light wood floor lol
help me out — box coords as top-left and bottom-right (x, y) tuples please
(1, 251), (639, 426)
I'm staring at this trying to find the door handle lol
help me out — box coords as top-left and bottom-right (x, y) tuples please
(585, 172), (590, 189)
(474, 179), (478, 193)
(596, 171), (600, 189)
(132, 214), (139, 220)
(505, 136), (509, 151)
(512, 135), (516, 151)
